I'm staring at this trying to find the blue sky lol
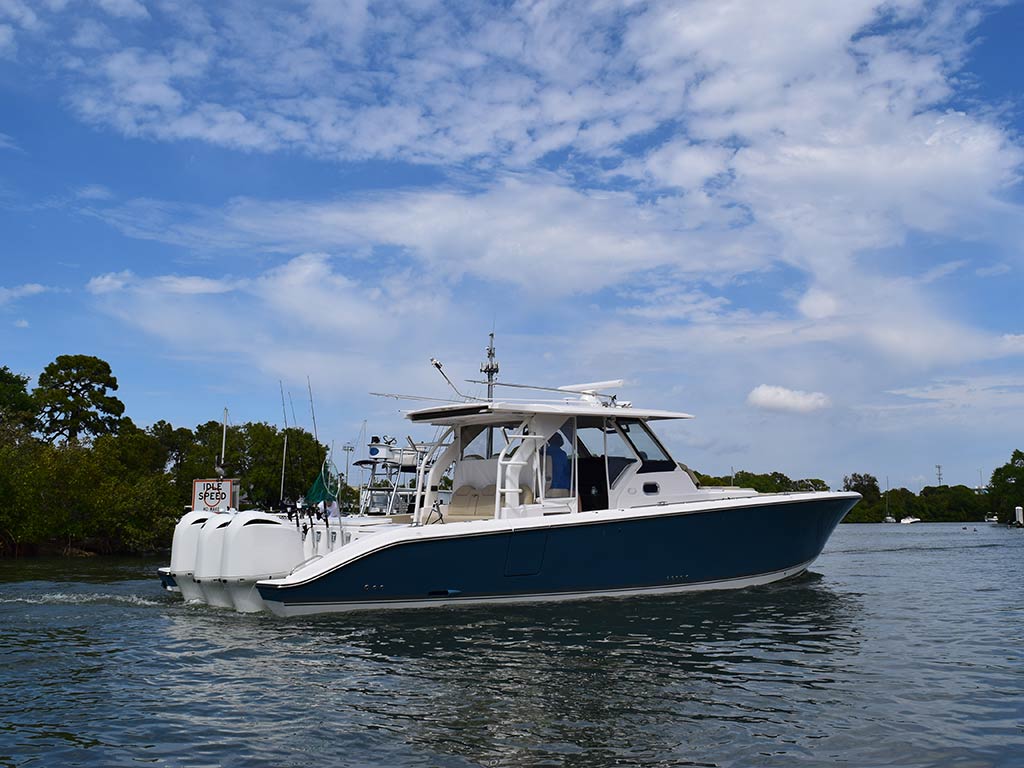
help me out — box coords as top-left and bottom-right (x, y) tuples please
(2, 0), (1023, 492)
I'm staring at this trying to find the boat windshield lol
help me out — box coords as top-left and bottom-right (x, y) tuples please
(617, 419), (676, 474)
(576, 418), (637, 488)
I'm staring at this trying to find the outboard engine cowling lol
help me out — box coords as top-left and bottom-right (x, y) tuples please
(168, 510), (214, 603)
(221, 511), (304, 613)
(193, 515), (235, 608)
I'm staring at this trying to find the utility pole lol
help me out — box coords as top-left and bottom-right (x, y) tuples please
(935, 464), (943, 487)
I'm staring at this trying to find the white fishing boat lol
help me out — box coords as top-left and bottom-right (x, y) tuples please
(900, 515), (921, 524)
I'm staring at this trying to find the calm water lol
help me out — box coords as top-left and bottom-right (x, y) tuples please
(1, 524), (1022, 768)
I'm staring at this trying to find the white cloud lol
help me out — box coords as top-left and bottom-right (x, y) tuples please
(84, 253), (458, 404)
(84, 178), (772, 293)
(0, 283), (49, 305)
(94, 0), (149, 20)
(71, 19), (114, 49)
(0, 0), (39, 30)
(747, 384), (832, 413)
(152, 275), (232, 294)
(13, 318), (29, 328)
(76, 184), (113, 200)
(861, 376), (1024, 431)
(976, 263), (1012, 277)
(0, 129), (19, 151)
(0, 24), (14, 57)
(4, 0), (1020, 488)
(797, 288), (839, 320)
(1002, 334), (1024, 354)
(86, 270), (135, 294)
(630, 140), (733, 190)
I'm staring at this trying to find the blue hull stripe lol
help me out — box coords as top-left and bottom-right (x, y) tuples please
(257, 496), (854, 609)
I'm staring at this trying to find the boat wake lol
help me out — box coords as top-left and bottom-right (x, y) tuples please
(0, 592), (162, 607)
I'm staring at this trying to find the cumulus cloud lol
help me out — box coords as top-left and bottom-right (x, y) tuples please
(747, 385), (832, 413)
(5, 0), (1022, 486)
(84, 254), (458, 402)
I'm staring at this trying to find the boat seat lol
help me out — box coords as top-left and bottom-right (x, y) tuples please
(444, 486), (490, 522)
(483, 484), (536, 506)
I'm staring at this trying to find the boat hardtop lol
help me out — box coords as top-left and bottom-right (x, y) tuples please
(406, 398), (695, 424)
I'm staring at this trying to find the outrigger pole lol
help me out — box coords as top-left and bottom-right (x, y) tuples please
(307, 375), (319, 445)
(279, 381), (289, 507)
(216, 407), (228, 478)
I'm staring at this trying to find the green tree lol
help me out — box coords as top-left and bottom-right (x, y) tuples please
(843, 472), (881, 505)
(0, 365), (36, 431)
(917, 484), (985, 522)
(33, 355), (125, 444)
(989, 449), (1024, 522)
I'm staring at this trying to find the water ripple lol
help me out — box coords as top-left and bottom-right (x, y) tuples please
(1, 526), (1022, 767)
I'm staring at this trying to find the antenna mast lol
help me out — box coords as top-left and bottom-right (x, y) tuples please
(480, 333), (500, 457)
(480, 332), (500, 401)
(935, 464), (943, 487)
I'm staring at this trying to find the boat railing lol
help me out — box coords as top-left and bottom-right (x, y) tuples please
(412, 428), (455, 524)
(494, 432), (546, 518)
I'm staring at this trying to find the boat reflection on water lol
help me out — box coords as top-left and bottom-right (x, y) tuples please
(159, 574), (864, 766)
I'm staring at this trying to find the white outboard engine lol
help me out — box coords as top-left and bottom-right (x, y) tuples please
(221, 511), (304, 613)
(168, 510), (216, 604)
(193, 515), (235, 608)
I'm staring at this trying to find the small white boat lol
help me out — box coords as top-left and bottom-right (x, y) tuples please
(900, 516), (921, 524)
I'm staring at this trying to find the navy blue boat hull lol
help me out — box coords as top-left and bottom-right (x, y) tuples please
(257, 496), (856, 613)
